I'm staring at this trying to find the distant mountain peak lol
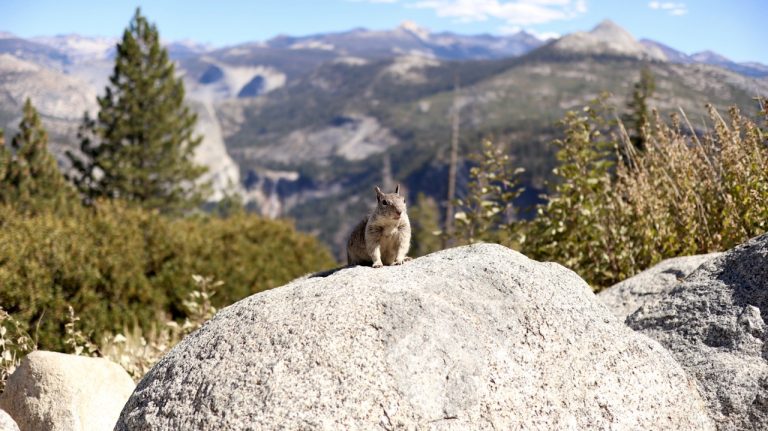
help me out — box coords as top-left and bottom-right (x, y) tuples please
(547, 18), (666, 61)
(398, 20), (430, 40)
(516, 29), (534, 37)
(589, 19), (633, 41)
(639, 40), (768, 77)
(690, 50), (731, 63)
(591, 19), (622, 32)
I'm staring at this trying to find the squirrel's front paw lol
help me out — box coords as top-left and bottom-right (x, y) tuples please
(372, 261), (383, 268)
(394, 256), (411, 265)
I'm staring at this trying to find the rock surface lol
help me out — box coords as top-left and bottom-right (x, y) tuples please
(627, 234), (768, 430)
(0, 351), (135, 431)
(117, 244), (711, 430)
(0, 409), (18, 431)
(599, 253), (721, 321)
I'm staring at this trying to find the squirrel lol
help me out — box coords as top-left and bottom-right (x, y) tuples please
(347, 185), (411, 268)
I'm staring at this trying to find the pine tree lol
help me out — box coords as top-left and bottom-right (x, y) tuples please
(68, 8), (208, 213)
(0, 99), (75, 212)
(623, 66), (655, 152)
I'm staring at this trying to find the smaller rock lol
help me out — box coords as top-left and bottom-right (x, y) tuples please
(598, 253), (720, 321)
(0, 409), (19, 431)
(0, 351), (135, 431)
(625, 233), (768, 430)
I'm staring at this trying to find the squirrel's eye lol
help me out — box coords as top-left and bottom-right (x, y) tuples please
(382, 201), (389, 206)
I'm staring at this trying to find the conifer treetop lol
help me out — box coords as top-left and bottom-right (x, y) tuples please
(68, 8), (209, 214)
(1, 98), (76, 213)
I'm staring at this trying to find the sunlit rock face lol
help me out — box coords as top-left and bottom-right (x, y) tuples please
(117, 244), (712, 430)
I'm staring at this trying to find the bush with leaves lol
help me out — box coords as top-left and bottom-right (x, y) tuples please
(525, 94), (768, 288)
(0, 201), (164, 350)
(522, 96), (624, 286)
(452, 139), (524, 245)
(0, 200), (335, 351)
(161, 211), (337, 308)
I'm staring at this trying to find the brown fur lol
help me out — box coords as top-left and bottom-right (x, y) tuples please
(347, 185), (411, 267)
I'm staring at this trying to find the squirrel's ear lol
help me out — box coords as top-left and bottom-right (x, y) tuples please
(395, 184), (400, 195)
(375, 186), (383, 200)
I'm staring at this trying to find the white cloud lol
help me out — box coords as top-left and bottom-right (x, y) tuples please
(648, 1), (687, 16)
(406, 0), (587, 25)
(358, 0), (586, 36)
(669, 7), (687, 16)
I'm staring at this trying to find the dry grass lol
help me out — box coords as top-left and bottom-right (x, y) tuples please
(0, 274), (221, 388)
(607, 104), (768, 281)
(527, 98), (768, 288)
(97, 275), (220, 381)
(0, 307), (36, 393)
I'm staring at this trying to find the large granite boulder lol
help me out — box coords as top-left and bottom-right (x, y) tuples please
(599, 253), (721, 321)
(627, 234), (768, 430)
(0, 409), (18, 431)
(0, 351), (135, 431)
(117, 244), (712, 430)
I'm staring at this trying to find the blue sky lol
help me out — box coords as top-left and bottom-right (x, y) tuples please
(1, 0), (766, 64)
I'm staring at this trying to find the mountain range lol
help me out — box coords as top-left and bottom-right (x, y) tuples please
(1, 20), (766, 256)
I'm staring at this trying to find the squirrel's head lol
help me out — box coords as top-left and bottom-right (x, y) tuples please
(375, 185), (406, 221)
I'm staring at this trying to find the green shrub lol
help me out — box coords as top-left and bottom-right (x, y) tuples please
(523, 98), (768, 288)
(0, 201), (335, 350)
(522, 96), (622, 286)
(159, 211), (338, 309)
(452, 139), (524, 246)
